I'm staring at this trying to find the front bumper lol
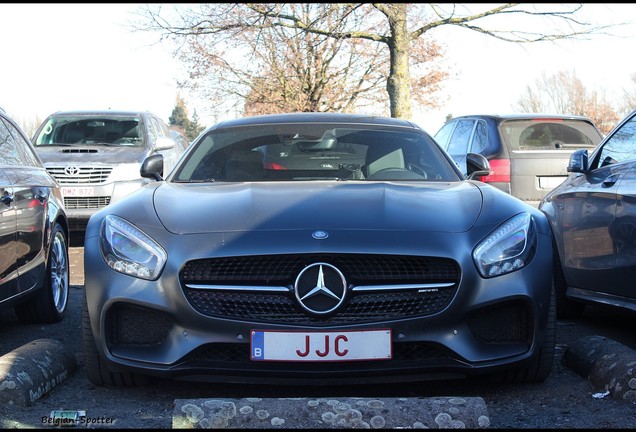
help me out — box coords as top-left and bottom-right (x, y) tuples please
(84, 227), (554, 384)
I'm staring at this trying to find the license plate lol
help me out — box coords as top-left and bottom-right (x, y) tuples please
(250, 329), (392, 362)
(61, 187), (95, 197)
(538, 176), (566, 189)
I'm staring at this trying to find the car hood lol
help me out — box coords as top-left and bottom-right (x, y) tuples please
(34, 146), (151, 164)
(152, 181), (483, 234)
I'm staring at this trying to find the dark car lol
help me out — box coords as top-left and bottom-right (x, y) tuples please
(540, 108), (636, 318)
(31, 110), (182, 232)
(0, 108), (69, 323)
(434, 114), (603, 206)
(82, 112), (556, 387)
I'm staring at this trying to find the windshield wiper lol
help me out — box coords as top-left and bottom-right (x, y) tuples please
(179, 178), (215, 183)
(337, 163), (363, 180)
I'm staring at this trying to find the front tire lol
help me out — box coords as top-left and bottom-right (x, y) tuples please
(15, 223), (69, 324)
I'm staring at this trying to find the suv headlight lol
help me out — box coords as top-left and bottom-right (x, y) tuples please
(100, 215), (167, 280)
(109, 163), (143, 181)
(473, 212), (537, 278)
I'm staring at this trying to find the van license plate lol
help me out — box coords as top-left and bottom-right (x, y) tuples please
(62, 187), (95, 197)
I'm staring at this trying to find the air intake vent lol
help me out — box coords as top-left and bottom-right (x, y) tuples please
(61, 148), (98, 153)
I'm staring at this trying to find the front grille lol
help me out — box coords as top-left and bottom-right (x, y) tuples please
(47, 166), (112, 184)
(106, 303), (174, 347)
(64, 196), (111, 209)
(182, 254), (459, 285)
(181, 254), (460, 326)
(467, 300), (532, 345)
(185, 289), (455, 326)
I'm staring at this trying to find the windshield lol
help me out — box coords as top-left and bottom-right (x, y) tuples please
(171, 123), (461, 182)
(34, 115), (144, 147)
(499, 119), (602, 151)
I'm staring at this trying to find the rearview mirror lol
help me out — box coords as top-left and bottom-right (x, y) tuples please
(466, 153), (491, 180)
(141, 154), (164, 181)
(567, 149), (588, 173)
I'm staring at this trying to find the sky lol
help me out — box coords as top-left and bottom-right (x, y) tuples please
(1, 3), (635, 136)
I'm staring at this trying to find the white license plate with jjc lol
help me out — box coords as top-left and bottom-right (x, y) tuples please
(250, 329), (392, 362)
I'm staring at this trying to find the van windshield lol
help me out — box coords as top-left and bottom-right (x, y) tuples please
(34, 115), (143, 147)
(500, 120), (602, 151)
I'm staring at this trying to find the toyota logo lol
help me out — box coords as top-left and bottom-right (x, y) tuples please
(294, 263), (347, 315)
(64, 166), (80, 176)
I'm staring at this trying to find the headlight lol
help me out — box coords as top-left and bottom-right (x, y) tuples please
(100, 215), (167, 280)
(473, 212), (537, 278)
(109, 163), (143, 181)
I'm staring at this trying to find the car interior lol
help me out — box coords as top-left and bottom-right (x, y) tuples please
(179, 127), (456, 183)
(37, 118), (143, 146)
(516, 123), (597, 150)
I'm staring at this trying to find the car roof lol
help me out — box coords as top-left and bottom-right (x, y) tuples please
(209, 112), (422, 130)
(450, 113), (594, 122)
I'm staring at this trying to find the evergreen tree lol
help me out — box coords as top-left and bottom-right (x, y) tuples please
(169, 95), (190, 131)
(186, 109), (204, 140)
(169, 96), (203, 140)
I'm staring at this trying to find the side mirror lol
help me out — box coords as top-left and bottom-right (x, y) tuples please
(155, 137), (175, 151)
(567, 149), (588, 173)
(141, 154), (164, 181)
(466, 153), (491, 180)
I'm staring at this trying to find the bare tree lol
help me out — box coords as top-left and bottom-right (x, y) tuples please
(135, 4), (446, 118)
(621, 73), (636, 117)
(16, 115), (44, 139)
(135, 3), (613, 120)
(239, 5), (391, 115)
(515, 70), (620, 135)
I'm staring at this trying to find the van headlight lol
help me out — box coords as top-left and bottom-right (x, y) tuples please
(473, 212), (537, 278)
(100, 215), (167, 280)
(109, 163), (142, 181)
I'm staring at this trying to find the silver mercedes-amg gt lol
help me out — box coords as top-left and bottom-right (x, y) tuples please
(82, 112), (556, 387)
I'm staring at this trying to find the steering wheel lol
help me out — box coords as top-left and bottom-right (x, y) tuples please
(366, 167), (426, 180)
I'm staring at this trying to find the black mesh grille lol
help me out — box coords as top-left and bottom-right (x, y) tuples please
(184, 288), (456, 326)
(107, 304), (174, 347)
(180, 254), (459, 326)
(467, 300), (532, 345)
(181, 254), (459, 285)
